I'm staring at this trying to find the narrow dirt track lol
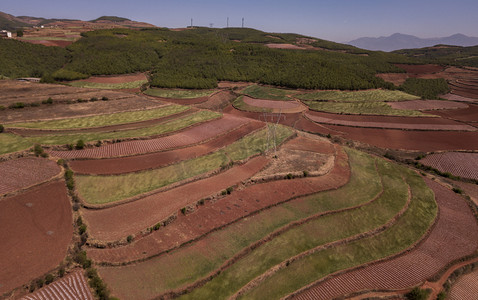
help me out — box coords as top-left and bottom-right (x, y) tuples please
(0, 180), (73, 295)
(82, 156), (270, 242)
(70, 121), (264, 175)
(87, 142), (348, 264)
(48, 114), (249, 159)
(289, 178), (478, 300)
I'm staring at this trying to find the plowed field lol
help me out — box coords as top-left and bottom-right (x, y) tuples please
(420, 152), (478, 180)
(0, 157), (60, 196)
(424, 104), (478, 123)
(449, 270), (478, 300)
(290, 178), (478, 300)
(389, 100), (468, 111)
(0, 180), (73, 294)
(48, 115), (248, 159)
(243, 96), (300, 109)
(20, 270), (94, 300)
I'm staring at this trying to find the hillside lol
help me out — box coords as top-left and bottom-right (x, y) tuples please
(394, 44), (478, 68)
(0, 11), (30, 31)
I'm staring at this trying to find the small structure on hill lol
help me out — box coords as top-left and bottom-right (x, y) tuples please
(0, 30), (12, 38)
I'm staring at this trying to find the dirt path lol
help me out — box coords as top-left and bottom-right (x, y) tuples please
(70, 121), (264, 175)
(287, 178), (478, 300)
(0, 180), (73, 295)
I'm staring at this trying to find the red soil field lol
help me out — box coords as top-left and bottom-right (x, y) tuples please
(78, 73), (147, 84)
(20, 269), (94, 300)
(290, 178), (478, 300)
(448, 270), (478, 300)
(455, 181), (478, 206)
(83, 156), (270, 242)
(243, 96), (301, 109)
(420, 152), (478, 180)
(395, 64), (445, 74)
(88, 142), (348, 264)
(70, 121), (264, 175)
(0, 180), (73, 295)
(376, 73), (408, 86)
(48, 114), (248, 159)
(0, 157), (61, 196)
(388, 100), (468, 111)
(196, 90), (237, 110)
(423, 104), (478, 123)
(441, 93), (478, 103)
(304, 112), (476, 131)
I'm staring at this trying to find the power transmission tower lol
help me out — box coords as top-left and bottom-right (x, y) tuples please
(190, 18), (193, 28)
(227, 17), (229, 28)
(242, 18), (244, 28)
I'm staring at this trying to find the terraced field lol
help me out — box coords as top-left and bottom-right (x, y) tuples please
(420, 152), (478, 180)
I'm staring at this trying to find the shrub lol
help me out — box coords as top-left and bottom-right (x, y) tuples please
(226, 186), (234, 194)
(42, 97), (53, 105)
(57, 158), (65, 166)
(452, 187), (463, 194)
(76, 216), (83, 226)
(405, 287), (430, 300)
(36, 278), (44, 288)
(86, 268), (98, 279)
(303, 170), (309, 177)
(45, 274), (54, 284)
(0, 105), (5, 110)
(9, 102), (25, 109)
(181, 207), (187, 214)
(90, 97), (98, 102)
(95, 140), (102, 147)
(198, 199), (205, 205)
(436, 292), (446, 300)
(286, 173), (293, 179)
(33, 144), (44, 157)
(67, 143), (74, 150)
(127, 235), (133, 243)
(0, 124), (4, 133)
(29, 102), (40, 107)
(153, 223), (161, 231)
(52, 69), (88, 81)
(58, 267), (65, 278)
(40, 152), (49, 158)
(76, 139), (85, 150)
(74, 250), (91, 269)
(101, 96), (109, 101)
(79, 224), (87, 235)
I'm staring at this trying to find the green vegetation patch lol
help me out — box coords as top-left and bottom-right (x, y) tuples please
(98, 149), (383, 299)
(399, 78), (450, 99)
(76, 125), (294, 204)
(68, 80), (148, 89)
(144, 89), (215, 99)
(10, 105), (188, 129)
(296, 89), (420, 102)
(232, 96), (272, 113)
(303, 100), (430, 116)
(0, 133), (32, 155)
(239, 168), (436, 299)
(239, 85), (297, 101)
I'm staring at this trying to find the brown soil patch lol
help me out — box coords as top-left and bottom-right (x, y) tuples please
(243, 96), (302, 110)
(423, 104), (478, 123)
(455, 181), (478, 206)
(20, 269), (94, 300)
(0, 157), (61, 196)
(195, 90), (236, 111)
(376, 73), (409, 86)
(420, 152), (478, 180)
(290, 178), (478, 300)
(83, 156), (270, 243)
(0, 180), (73, 295)
(79, 73), (147, 84)
(441, 93), (478, 103)
(265, 43), (305, 50)
(395, 64), (445, 74)
(70, 121), (265, 175)
(389, 100), (468, 111)
(48, 114), (248, 159)
(88, 143), (349, 264)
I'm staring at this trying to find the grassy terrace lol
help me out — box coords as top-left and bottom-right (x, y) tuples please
(9, 105), (189, 129)
(239, 85), (297, 101)
(0, 110), (219, 155)
(144, 89), (216, 99)
(68, 80), (148, 89)
(296, 89), (420, 102)
(303, 101), (430, 116)
(76, 125), (294, 204)
(240, 167), (436, 299)
(232, 96), (272, 113)
(100, 149), (384, 299)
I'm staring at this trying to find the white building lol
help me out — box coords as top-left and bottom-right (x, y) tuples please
(0, 30), (12, 38)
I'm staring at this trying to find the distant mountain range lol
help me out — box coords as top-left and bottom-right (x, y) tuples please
(348, 33), (478, 52)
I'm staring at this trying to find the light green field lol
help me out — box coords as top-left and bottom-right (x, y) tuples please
(10, 105), (188, 130)
(76, 125), (294, 204)
(144, 89), (215, 99)
(240, 169), (436, 299)
(99, 149), (385, 299)
(182, 159), (420, 300)
(68, 80), (148, 89)
(0, 133), (33, 155)
(296, 89), (420, 102)
(240, 85), (297, 101)
(232, 95), (272, 113)
(304, 100), (431, 116)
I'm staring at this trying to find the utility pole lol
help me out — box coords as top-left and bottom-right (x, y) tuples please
(242, 17), (244, 28)
(227, 17), (229, 28)
(190, 18), (193, 28)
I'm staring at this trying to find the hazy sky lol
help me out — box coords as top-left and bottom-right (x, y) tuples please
(2, 0), (478, 42)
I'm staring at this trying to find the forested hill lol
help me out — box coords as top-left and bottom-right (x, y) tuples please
(394, 45), (478, 68)
(1, 27), (420, 90)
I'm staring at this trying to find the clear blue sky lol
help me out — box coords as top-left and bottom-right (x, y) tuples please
(2, 0), (478, 42)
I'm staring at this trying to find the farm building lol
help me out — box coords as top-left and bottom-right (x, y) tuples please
(0, 30), (12, 38)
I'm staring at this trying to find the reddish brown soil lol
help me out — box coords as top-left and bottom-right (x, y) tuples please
(389, 100), (468, 111)
(223, 105), (303, 128)
(421, 152), (478, 180)
(376, 73), (408, 86)
(305, 112), (475, 131)
(83, 156), (270, 242)
(441, 93), (478, 103)
(195, 90), (237, 111)
(48, 114), (248, 159)
(0, 180), (73, 294)
(395, 64), (445, 74)
(290, 178), (478, 300)
(427, 104), (478, 123)
(0, 157), (61, 196)
(265, 43), (305, 50)
(87, 143), (349, 264)
(78, 73), (147, 84)
(243, 96), (301, 109)
(448, 269), (478, 300)
(20, 269), (94, 300)
(455, 181), (478, 206)
(10, 108), (194, 136)
(70, 121), (264, 175)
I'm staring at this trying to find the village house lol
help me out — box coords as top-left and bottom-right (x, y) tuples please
(0, 30), (12, 38)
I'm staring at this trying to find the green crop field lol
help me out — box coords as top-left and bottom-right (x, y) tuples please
(9, 105), (189, 129)
(0, 133), (34, 155)
(296, 89), (420, 102)
(232, 96), (272, 113)
(76, 125), (294, 204)
(144, 89), (215, 99)
(99, 149), (389, 299)
(240, 85), (297, 101)
(303, 101), (430, 116)
(68, 80), (148, 89)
